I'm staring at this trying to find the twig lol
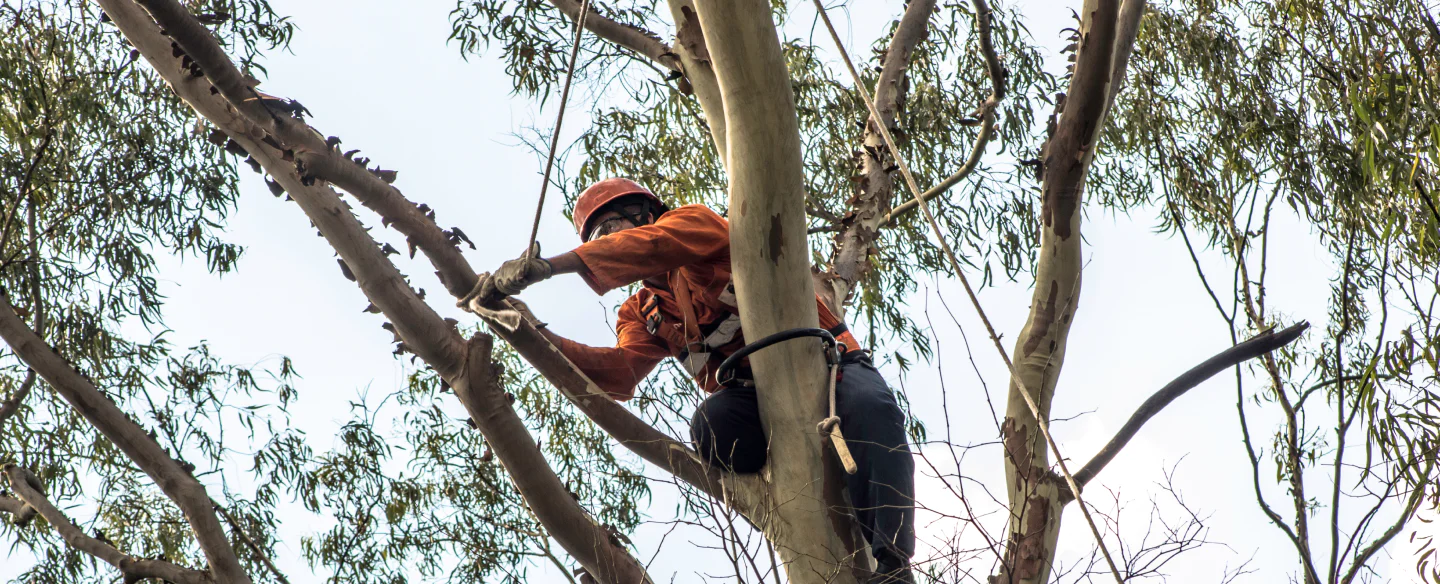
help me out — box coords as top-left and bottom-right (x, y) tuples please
(214, 503), (291, 584)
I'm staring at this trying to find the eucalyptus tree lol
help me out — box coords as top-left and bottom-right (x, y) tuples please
(0, 0), (1435, 584)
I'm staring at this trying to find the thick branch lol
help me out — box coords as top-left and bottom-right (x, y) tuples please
(293, 151), (478, 298)
(3, 465), (213, 584)
(452, 335), (652, 584)
(827, 0), (937, 307)
(1071, 322), (1309, 489)
(102, 2), (714, 579)
(546, 0), (679, 72)
(0, 492), (36, 526)
(0, 292), (247, 584)
(666, 0), (727, 163)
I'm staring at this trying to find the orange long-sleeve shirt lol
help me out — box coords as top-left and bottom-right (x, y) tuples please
(554, 205), (859, 400)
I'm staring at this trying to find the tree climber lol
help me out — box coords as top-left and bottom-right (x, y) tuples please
(467, 177), (916, 583)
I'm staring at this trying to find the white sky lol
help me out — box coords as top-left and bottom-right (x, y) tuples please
(5, 0), (1437, 582)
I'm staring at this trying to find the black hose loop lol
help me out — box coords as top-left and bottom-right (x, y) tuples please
(716, 327), (838, 388)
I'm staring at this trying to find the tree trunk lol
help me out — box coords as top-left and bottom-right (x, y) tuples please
(665, 0), (727, 169)
(692, 1), (867, 582)
(995, 0), (1139, 581)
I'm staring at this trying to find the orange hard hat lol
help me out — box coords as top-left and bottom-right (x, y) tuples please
(573, 178), (666, 241)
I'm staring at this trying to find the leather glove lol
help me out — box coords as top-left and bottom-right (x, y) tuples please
(471, 242), (553, 306)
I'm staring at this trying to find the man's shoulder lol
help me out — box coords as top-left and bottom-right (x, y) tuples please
(664, 204), (728, 225)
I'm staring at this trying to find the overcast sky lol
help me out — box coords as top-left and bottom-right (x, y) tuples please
(5, 0), (1437, 582)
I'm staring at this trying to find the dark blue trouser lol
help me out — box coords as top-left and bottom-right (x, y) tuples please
(689, 354), (916, 569)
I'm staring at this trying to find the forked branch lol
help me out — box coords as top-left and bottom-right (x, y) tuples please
(1071, 322), (1310, 490)
(880, 0), (1006, 225)
(3, 465), (214, 584)
(0, 291), (250, 584)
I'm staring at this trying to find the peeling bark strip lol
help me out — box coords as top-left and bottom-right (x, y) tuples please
(1015, 495), (1051, 579)
(825, 0), (937, 313)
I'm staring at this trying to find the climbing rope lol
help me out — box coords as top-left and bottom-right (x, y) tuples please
(525, 0), (593, 257)
(809, 2), (1126, 581)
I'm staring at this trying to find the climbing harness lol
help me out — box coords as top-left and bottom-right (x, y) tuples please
(810, 1), (1125, 581)
(524, 0), (592, 258)
(715, 328), (858, 475)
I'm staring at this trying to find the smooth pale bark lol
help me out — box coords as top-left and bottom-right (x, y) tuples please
(995, 0), (1141, 582)
(692, 2), (867, 582)
(665, 0), (727, 169)
(105, 2), (653, 581)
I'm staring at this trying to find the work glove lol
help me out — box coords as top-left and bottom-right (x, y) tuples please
(466, 242), (553, 307)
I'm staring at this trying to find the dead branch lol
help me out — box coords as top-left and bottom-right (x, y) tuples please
(1070, 322), (1309, 490)
(546, 0), (680, 72)
(0, 290), (249, 583)
(3, 465), (214, 584)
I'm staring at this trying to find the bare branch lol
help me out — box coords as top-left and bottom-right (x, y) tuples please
(3, 465), (213, 584)
(880, 0), (1006, 226)
(546, 0), (680, 72)
(1071, 322), (1310, 489)
(0, 289), (247, 583)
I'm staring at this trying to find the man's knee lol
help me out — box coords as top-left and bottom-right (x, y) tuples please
(690, 388), (767, 473)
